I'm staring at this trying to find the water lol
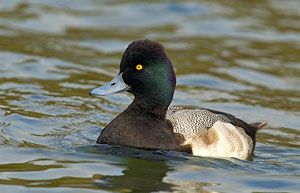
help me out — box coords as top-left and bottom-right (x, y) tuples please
(0, 0), (299, 192)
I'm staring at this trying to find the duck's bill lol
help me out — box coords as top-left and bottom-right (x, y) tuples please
(89, 73), (130, 96)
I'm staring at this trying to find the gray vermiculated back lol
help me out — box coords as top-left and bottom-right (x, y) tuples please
(166, 106), (230, 138)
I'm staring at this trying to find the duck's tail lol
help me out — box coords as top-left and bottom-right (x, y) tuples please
(250, 122), (267, 132)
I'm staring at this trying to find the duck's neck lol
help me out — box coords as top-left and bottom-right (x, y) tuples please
(128, 84), (174, 119)
(128, 101), (169, 119)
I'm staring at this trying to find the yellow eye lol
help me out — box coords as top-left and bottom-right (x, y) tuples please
(136, 64), (143, 71)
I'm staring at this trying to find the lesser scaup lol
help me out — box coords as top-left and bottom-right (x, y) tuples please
(90, 40), (266, 160)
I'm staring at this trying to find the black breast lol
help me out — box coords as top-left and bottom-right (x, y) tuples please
(97, 110), (191, 153)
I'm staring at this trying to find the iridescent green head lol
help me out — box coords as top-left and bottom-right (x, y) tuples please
(90, 40), (176, 108)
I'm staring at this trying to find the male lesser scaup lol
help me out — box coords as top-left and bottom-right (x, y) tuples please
(90, 40), (266, 160)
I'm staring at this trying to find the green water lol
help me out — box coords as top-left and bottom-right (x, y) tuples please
(0, 0), (299, 192)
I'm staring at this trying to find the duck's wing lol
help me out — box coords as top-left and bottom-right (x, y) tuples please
(167, 106), (266, 160)
(167, 106), (232, 138)
(167, 106), (265, 141)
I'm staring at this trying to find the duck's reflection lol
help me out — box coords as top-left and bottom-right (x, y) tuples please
(97, 158), (172, 193)
(88, 147), (215, 193)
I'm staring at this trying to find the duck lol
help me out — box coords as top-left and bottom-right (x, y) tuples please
(90, 39), (267, 160)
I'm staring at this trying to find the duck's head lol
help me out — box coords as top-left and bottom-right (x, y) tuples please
(90, 40), (176, 109)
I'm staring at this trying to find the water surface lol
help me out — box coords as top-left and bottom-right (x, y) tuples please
(0, 0), (299, 192)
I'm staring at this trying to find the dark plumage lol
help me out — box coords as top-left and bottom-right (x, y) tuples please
(90, 39), (266, 160)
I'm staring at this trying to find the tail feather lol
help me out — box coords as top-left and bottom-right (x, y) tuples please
(251, 122), (267, 132)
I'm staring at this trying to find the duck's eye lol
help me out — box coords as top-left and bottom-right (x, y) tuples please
(135, 64), (143, 71)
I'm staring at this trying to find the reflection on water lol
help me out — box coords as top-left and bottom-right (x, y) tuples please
(0, 0), (299, 192)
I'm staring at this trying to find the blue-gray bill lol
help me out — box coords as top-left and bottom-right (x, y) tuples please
(90, 73), (130, 96)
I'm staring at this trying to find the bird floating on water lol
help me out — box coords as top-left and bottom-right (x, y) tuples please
(90, 39), (267, 160)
